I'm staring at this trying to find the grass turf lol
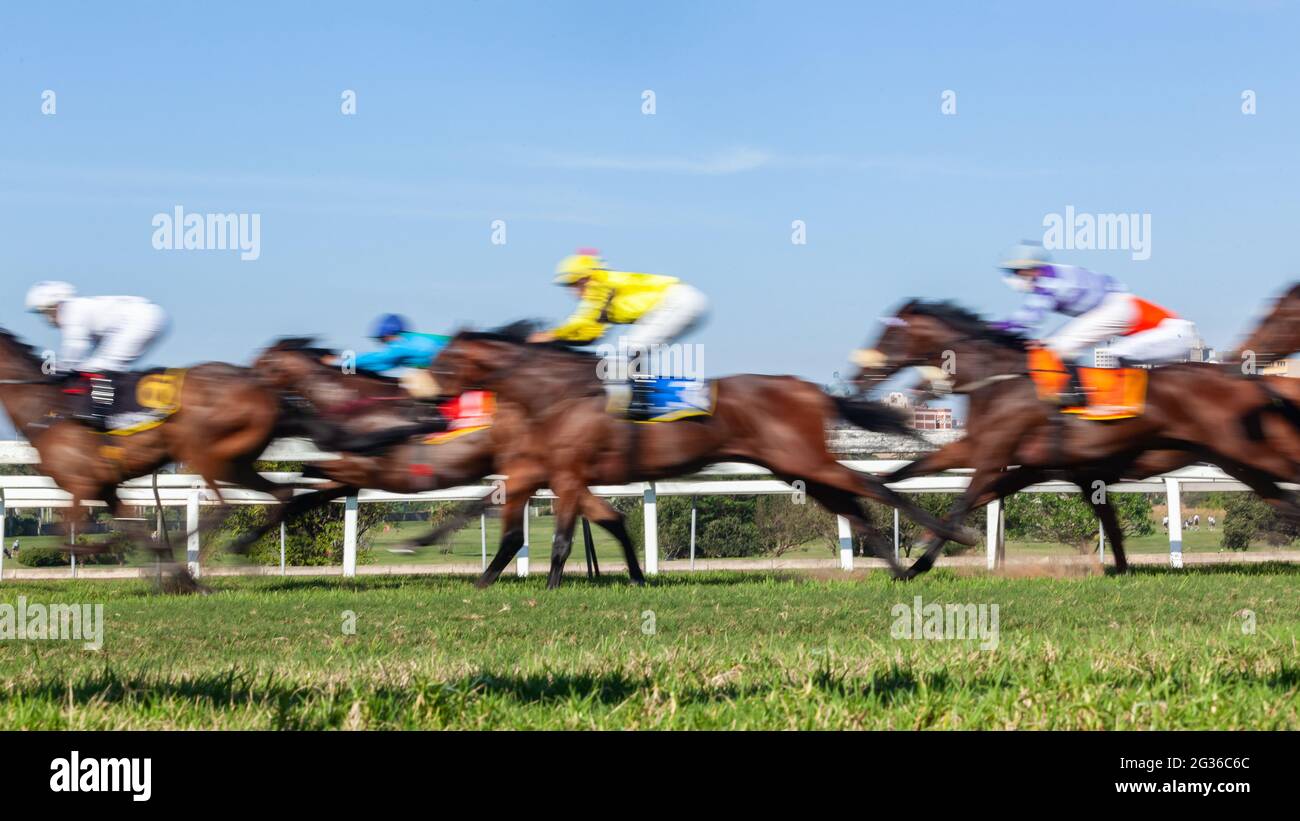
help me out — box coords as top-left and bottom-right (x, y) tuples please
(0, 565), (1296, 729)
(11, 518), (1294, 569)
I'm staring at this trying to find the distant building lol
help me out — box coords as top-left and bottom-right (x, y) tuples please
(1095, 335), (1219, 367)
(912, 402), (956, 430)
(1186, 335), (1217, 363)
(885, 391), (911, 408)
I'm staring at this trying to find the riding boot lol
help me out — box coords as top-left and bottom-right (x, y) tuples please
(63, 372), (114, 431)
(1056, 364), (1086, 408)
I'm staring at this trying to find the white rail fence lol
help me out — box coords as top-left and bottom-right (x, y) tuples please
(0, 438), (1289, 580)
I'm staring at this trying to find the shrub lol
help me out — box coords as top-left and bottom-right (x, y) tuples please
(1221, 493), (1297, 550)
(18, 532), (129, 567)
(214, 500), (387, 566)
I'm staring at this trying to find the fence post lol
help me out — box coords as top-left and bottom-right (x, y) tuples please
(279, 520), (286, 575)
(1098, 520), (1105, 564)
(644, 482), (659, 575)
(342, 495), (358, 577)
(480, 511), (487, 572)
(0, 488), (6, 581)
(986, 498), (1003, 570)
(689, 497), (697, 571)
(186, 490), (200, 577)
(516, 499), (530, 576)
(837, 515), (853, 571)
(1165, 478), (1183, 568)
(893, 508), (900, 561)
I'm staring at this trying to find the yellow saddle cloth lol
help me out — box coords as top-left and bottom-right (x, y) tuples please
(1027, 349), (1149, 421)
(106, 369), (186, 435)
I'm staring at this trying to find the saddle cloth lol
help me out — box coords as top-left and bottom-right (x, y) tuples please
(104, 369), (186, 435)
(631, 377), (716, 423)
(425, 390), (495, 444)
(1027, 349), (1148, 421)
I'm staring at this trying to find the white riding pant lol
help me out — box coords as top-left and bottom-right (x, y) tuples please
(609, 283), (709, 379)
(1046, 291), (1196, 365)
(80, 302), (169, 372)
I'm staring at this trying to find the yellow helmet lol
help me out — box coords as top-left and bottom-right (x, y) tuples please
(553, 248), (605, 285)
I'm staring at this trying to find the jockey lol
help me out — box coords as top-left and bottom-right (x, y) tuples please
(995, 243), (1196, 368)
(351, 313), (447, 400)
(527, 249), (709, 418)
(26, 281), (169, 428)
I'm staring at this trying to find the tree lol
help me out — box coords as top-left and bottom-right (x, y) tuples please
(1222, 493), (1298, 550)
(1005, 492), (1153, 551)
(212, 494), (394, 566)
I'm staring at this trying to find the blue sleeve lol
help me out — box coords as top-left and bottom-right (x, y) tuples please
(353, 346), (404, 373)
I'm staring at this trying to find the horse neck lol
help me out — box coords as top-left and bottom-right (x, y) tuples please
(481, 347), (602, 416)
(0, 348), (56, 435)
(1239, 305), (1300, 363)
(945, 337), (1026, 387)
(294, 360), (373, 405)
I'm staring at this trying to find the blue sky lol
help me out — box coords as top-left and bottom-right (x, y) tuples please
(2, 0), (1297, 433)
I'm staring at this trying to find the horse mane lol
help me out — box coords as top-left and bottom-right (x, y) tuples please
(270, 335), (337, 360)
(457, 321), (602, 361)
(900, 300), (1028, 350)
(0, 326), (43, 365)
(458, 319), (542, 344)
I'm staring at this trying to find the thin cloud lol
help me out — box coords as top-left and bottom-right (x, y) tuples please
(539, 147), (774, 175)
(532, 148), (1053, 178)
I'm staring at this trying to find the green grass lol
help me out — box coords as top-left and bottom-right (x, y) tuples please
(8, 518), (1296, 569)
(0, 566), (1296, 729)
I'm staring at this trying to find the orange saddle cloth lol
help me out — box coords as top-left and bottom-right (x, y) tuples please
(1027, 349), (1149, 420)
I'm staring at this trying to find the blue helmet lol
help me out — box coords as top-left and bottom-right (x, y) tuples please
(370, 313), (409, 339)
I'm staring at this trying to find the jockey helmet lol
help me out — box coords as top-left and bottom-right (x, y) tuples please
(25, 281), (76, 313)
(553, 248), (606, 285)
(999, 242), (1052, 272)
(370, 313), (409, 339)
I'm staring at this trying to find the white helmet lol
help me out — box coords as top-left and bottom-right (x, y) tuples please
(25, 281), (76, 313)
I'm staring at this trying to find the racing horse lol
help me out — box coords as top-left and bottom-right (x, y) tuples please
(0, 327), (315, 591)
(849, 301), (1300, 578)
(429, 325), (979, 588)
(1228, 281), (1300, 372)
(236, 339), (633, 577)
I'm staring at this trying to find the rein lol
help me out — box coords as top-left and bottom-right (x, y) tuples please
(950, 372), (1024, 394)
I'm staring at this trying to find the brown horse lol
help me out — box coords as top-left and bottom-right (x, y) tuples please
(242, 340), (637, 576)
(430, 326), (978, 587)
(254, 337), (447, 452)
(849, 302), (1300, 578)
(1229, 281), (1300, 371)
(0, 328), (311, 590)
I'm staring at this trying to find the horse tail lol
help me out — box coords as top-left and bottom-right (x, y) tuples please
(830, 395), (914, 437)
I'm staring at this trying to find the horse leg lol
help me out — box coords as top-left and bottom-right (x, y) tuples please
(800, 481), (909, 576)
(1080, 479), (1129, 573)
(545, 485), (582, 589)
(883, 439), (974, 483)
(793, 459), (976, 546)
(900, 465), (1039, 580)
(577, 492), (644, 584)
(227, 484), (353, 554)
(1214, 461), (1300, 522)
(400, 498), (489, 549)
(475, 478), (542, 589)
